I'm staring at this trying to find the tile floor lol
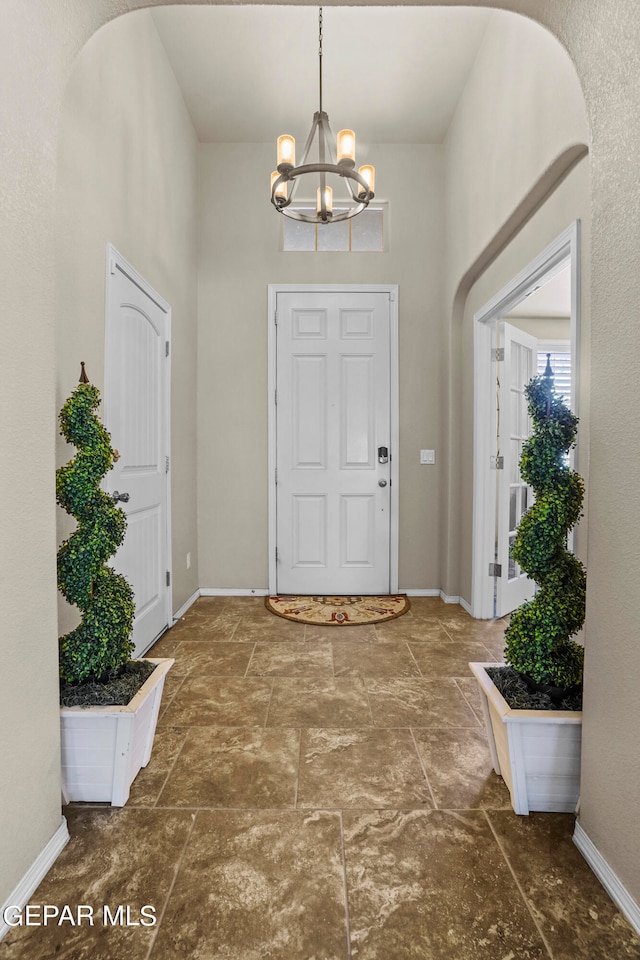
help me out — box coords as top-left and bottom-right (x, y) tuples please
(4, 596), (640, 959)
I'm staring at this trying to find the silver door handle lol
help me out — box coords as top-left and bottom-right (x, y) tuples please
(111, 490), (130, 503)
(378, 479), (387, 487)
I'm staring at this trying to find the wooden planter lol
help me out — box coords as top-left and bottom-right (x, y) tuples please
(469, 662), (582, 815)
(60, 658), (173, 807)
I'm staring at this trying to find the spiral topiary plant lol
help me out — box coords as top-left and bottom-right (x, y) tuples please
(503, 359), (586, 693)
(57, 363), (135, 686)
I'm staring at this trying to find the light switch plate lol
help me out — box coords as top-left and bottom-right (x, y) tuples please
(420, 449), (436, 464)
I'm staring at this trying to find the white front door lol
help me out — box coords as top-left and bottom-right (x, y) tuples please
(105, 247), (171, 655)
(275, 290), (393, 594)
(495, 321), (537, 617)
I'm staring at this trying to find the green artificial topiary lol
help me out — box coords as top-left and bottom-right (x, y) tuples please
(503, 360), (586, 691)
(57, 363), (135, 686)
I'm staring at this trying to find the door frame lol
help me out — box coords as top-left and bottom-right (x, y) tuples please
(267, 283), (399, 596)
(471, 221), (581, 619)
(104, 243), (173, 642)
(495, 321), (538, 617)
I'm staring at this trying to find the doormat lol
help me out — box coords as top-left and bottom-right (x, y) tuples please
(265, 595), (410, 626)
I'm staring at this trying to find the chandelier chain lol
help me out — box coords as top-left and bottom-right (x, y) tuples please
(318, 7), (323, 114)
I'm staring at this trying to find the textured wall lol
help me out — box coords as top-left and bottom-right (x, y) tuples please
(0, 0), (78, 904)
(565, 2), (640, 902)
(197, 142), (444, 591)
(1, 0), (640, 918)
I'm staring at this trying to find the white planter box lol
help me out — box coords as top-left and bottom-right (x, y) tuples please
(469, 662), (582, 816)
(60, 658), (173, 807)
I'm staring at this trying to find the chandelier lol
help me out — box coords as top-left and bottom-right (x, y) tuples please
(270, 7), (376, 223)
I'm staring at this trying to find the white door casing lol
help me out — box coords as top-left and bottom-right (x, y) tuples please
(495, 322), (536, 617)
(104, 246), (171, 656)
(471, 221), (580, 619)
(269, 285), (399, 595)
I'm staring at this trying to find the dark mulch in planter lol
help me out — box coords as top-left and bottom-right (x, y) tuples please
(60, 660), (157, 708)
(486, 665), (583, 711)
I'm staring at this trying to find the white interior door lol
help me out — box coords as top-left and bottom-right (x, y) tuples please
(275, 290), (392, 594)
(105, 247), (171, 655)
(495, 321), (537, 617)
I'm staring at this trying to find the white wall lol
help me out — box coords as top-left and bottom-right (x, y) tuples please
(55, 10), (200, 624)
(197, 142), (445, 592)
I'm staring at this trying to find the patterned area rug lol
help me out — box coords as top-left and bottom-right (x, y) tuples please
(265, 595), (410, 626)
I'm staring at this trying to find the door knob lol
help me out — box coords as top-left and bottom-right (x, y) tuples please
(111, 490), (130, 503)
(378, 479), (387, 487)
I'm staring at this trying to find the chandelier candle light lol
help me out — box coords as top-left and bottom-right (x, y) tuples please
(270, 8), (375, 223)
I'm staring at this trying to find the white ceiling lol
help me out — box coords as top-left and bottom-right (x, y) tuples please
(507, 266), (572, 319)
(151, 6), (491, 145)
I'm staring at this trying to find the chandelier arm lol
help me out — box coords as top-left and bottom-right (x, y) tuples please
(318, 116), (328, 220)
(321, 115), (338, 166)
(345, 176), (360, 202)
(287, 175), (301, 205)
(299, 112), (321, 168)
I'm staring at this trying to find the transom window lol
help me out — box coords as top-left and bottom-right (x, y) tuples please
(282, 204), (386, 252)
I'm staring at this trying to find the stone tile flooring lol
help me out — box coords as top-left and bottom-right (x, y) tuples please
(4, 596), (640, 959)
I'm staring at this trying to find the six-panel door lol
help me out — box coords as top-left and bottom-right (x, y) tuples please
(276, 291), (392, 594)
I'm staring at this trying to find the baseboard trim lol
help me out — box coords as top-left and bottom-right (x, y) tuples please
(173, 589), (200, 621)
(0, 817), (70, 942)
(440, 591), (461, 605)
(401, 589), (441, 597)
(198, 587), (465, 603)
(185, 588), (471, 611)
(573, 822), (640, 936)
(459, 596), (473, 615)
(200, 588), (269, 597)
